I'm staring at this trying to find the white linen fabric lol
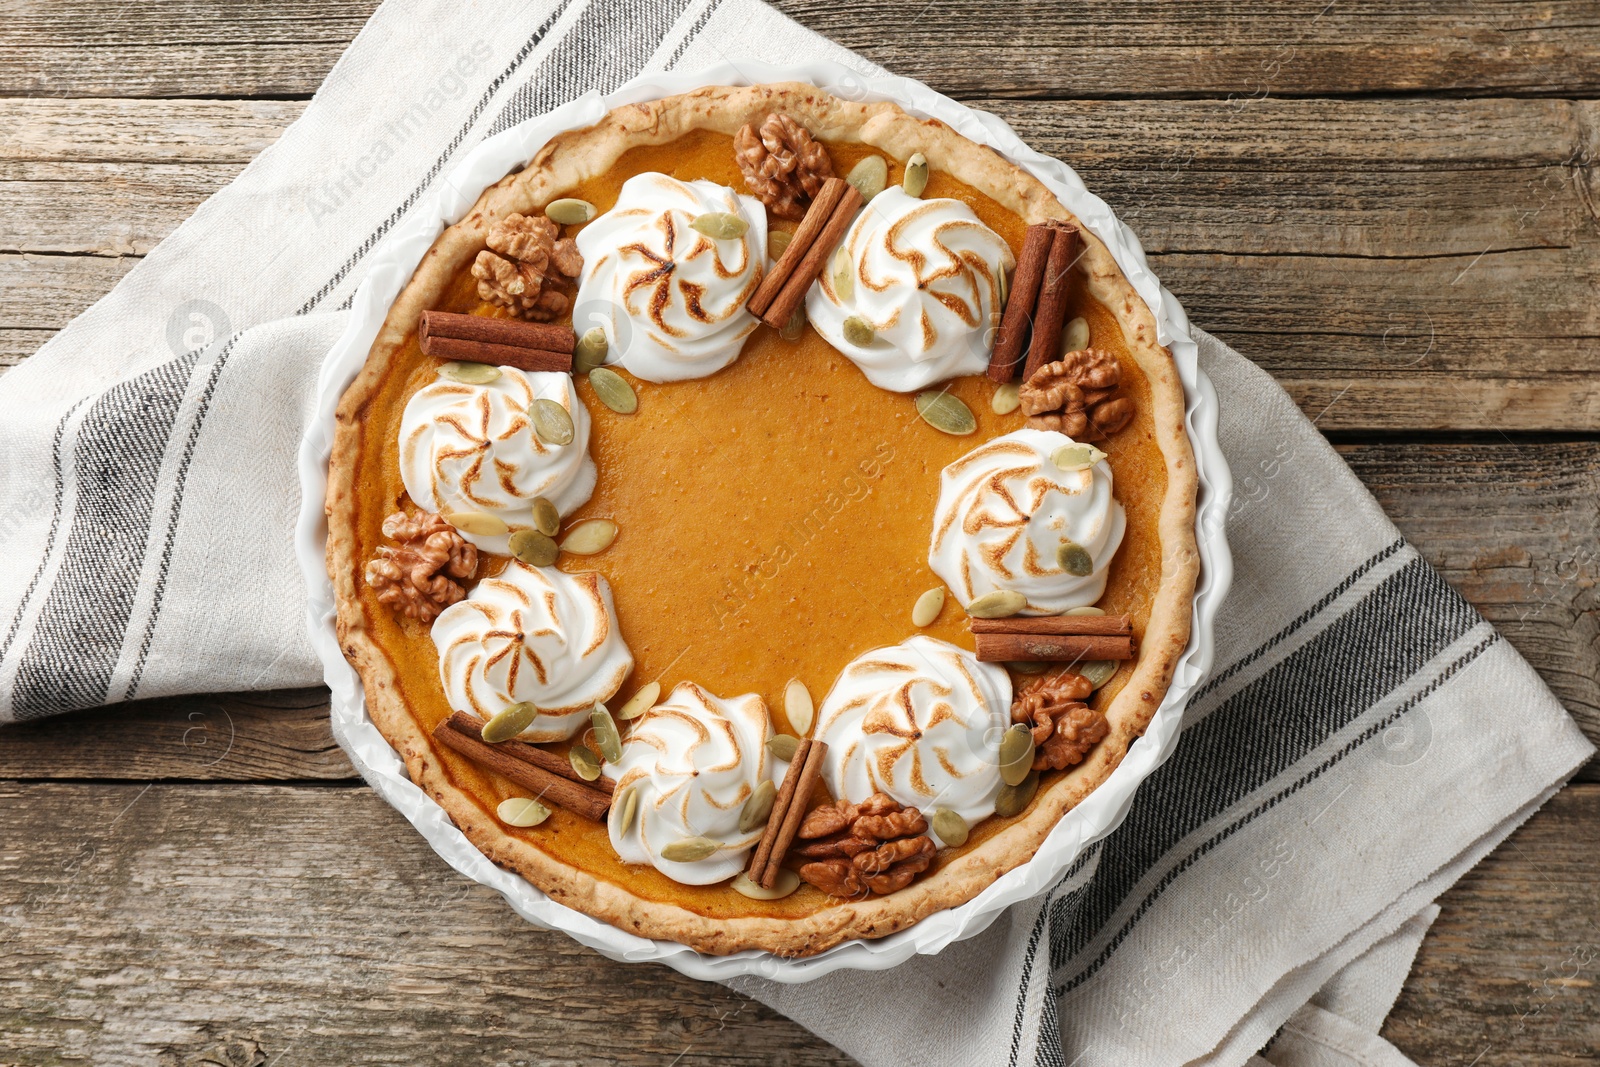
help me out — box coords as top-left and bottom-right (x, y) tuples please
(0, 2), (1589, 1065)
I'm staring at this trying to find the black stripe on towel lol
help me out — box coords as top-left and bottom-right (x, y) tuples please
(122, 334), (241, 700)
(485, 0), (697, 135)
(10, 353), (203, 719)
(0, 400), (86, 676)
(1049, 555), (1481, 990)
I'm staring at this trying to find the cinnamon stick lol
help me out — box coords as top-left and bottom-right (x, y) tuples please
(432, 717), (611, 822)
(445, 712), (615, 794)
(760, 184), (865, 330)
(986, 225), (1056, 382)
(748, 178), (849, 319)
(419, 335), (573, 373)
(973, 632), (1135, 664)
(1020, 223), (1082, 383)
(420, 310), (576, 354)
(970, 614), (1132, 637)
(747, 739), (810, 883)
(757, 739), (828, 889)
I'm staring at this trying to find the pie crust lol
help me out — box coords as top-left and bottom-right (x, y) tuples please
(326, 83), (1199, 957)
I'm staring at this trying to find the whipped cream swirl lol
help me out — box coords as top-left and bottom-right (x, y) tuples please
(431, 559), (633, 741)
(807, 187), (1014, 392)
(605, 682), (774, 885)
(574, 173), (766, 383)
(399, 368), (595, 555)
(814, 636), (1011, 830)
(929, 427), (1127, 614)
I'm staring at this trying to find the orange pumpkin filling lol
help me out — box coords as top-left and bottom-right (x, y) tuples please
(343, 130), (1166, 918)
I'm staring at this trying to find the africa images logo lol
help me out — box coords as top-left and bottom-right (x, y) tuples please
(304, 40), (493, 225)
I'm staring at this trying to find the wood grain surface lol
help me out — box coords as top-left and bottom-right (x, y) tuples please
(1, 1), (1597, 1064)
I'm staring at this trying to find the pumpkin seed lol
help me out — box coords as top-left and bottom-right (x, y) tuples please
(967, 589), (1026, 619)
(497, 796), (551, 827)
(441, 360), (501, 384)
(830, 246), (855, 302)
(738, 780), (778, 833)
(560, 518), (617, 555)
(991, 381), (1021, 416)
(766, 734), (800, 763)
(842, 315), (875, 347)
(691, 211), (749, 240)
(1052, 443), (1108, 472)
(588, 366), (637, 414)
(1064, 606), (1106, 617)
(530, 398), (575, 445)
(1061, 316), (1091, 355)
(998, 723), (1036, 786)
(507, 528), (559, 567)
(902, 152), (929, 198)
(1076, 660), (1119, 689)
(994, 769), (1040, 817)
(591, 703), (624, 764)
(530, 496), (560, 537)
(784, 678), (814, 736)
(573, 327), (609, 375)
(442, 510), (510, 537)
(779, 304), (807, 342)
(1057, 541), (1094, 577)
(846, 155), (889, 201)
(609, 785), (639, 837)
(731, 868), (800, 900)
(568, 745), (602, 781)
(997, 264), (1011, 310)
(1007, 660), (1050, 675)
(931, 807), (969, 848)
(768, 230), (793, 260)
(660, 836), (720, 863)
(482, 701), (539, 743)
(915, 390), (977, 435)
(545, 198), (596, 225)
(912, 587), (946, 628)
(617, 680), (661, 721)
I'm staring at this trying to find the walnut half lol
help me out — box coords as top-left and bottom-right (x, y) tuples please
(1012, 672), (1110, 772)
(1019, 348), (1134, 441)
(364, 510), (477, 623)
(792, 793), (936, 897)
(734, 112), (835, 221)
(471, 212), (583, 321)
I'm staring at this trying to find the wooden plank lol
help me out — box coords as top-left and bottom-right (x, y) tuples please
(775, 0), (1600, 99)
(4, 95), (1596, 428)
(0, 689), (350, 781)
(0, 781), (857, 1067)
(1381, 783), (1600, 1064)
(0, 161), (247, 255)
(0, 443), (1590, 783)
(4, 0), (1600, 98)
(1, 780), (1594, 1065)
(0, 98), (303, 163)
(0, 0), (377, 98)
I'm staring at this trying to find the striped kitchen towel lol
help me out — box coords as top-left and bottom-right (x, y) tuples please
(0, 1), (1589, 1065)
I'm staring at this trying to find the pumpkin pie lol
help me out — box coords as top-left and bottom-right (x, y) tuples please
(325, 83), (1198, 957)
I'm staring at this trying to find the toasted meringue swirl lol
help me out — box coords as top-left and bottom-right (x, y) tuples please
(605, 682), (774, 885)
(431, 559), (633, 741)
(807, 187), (1015, 392)
(814, 636), (1011, 829)
(573, 173), (766, 383)
(929, 428), (1127, 614)
(399, 368), (596, 555)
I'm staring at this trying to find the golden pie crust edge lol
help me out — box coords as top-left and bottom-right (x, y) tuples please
(325, 83), (1201, 958)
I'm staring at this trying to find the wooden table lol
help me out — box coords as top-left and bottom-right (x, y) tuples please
(2, 2), (1597, 1063)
